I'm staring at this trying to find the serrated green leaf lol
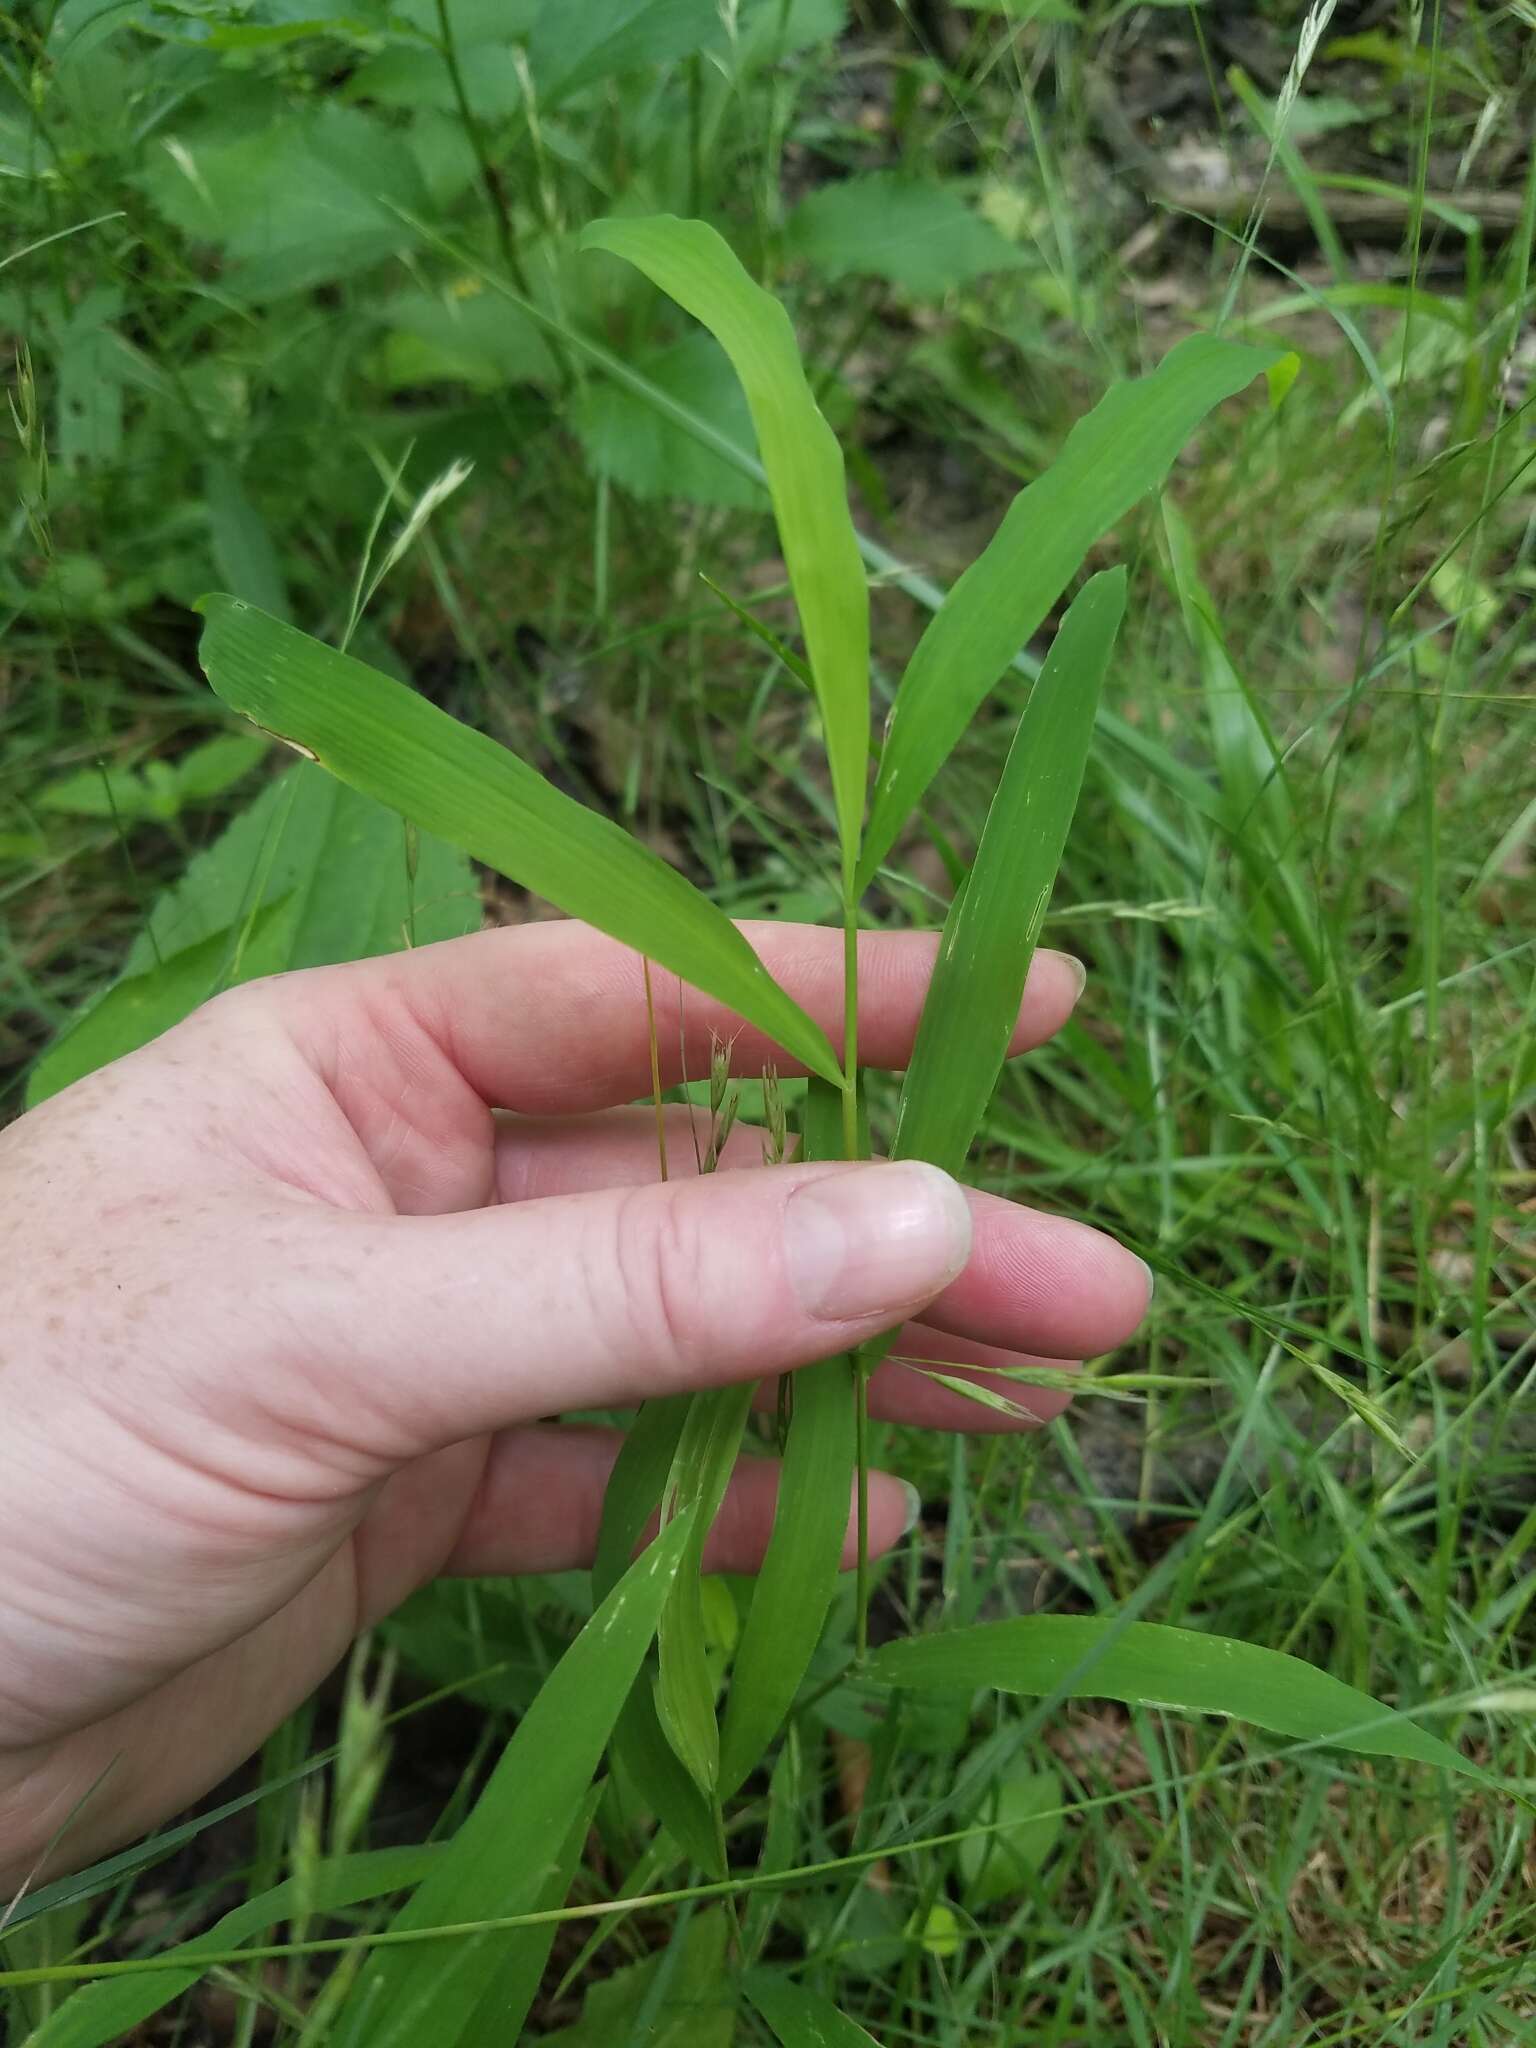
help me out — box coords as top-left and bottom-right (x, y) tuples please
(26, 899), (289, 1106)
(867, 1616), (1476, 1777)
(331, 1513), (696, 2047)
(787, 172), (1028, 297)
(859, 333), (1279, 889)
(894, 569), (1125, 1176)
(530, 0), (721, 102)
(27, 761), (478, 1107)
(580, 214), (868, 885)
(572, 331), (765, 509)
(347, 41), (524, 120)
(370, 285), (555, 393)
(196, 597), (840, 1084)
(139, 105), (426, 299)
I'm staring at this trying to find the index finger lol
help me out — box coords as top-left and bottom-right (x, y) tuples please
(279, 920), (1086, 1116)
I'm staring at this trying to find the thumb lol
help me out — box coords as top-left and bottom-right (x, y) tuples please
(296, 1162), (973, 1464)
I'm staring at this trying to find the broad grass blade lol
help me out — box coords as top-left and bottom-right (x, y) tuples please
(1161, 498), (1323, 983)
(594, 1397), (723, 1873)
(594, 1397), (691, 1606)
(457, 1788), (600, 2041)
(27, 1847), (440, 2048)
(581, 215), (869, 886)
(719, 1076), (856, 1796)
(612, 1683), (722, 1875)
(655, 1384), (757, 1797)
(867, 1616), (1475, 1778)
(743, 1735), (803, 1962)
(858, 334), (1280, 889)
(744, 1970), (882, 2046)
(330, 1512), (696, 2047)
(197, 597), (840, 1084)
(717, 1355), (852, 1797)
(893, 569), (1126, 1177)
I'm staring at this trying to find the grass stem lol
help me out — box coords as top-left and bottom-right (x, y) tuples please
(840, 901), (859, 1159)
(432, 0), (523, 294)
(854, 1357), (870, 1666)
(842, 893), (872, 1662)
(643, 958), (669, 1182)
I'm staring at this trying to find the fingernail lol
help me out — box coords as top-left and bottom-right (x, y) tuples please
(1062, 954), (1088, 1001)
(1137, 1256), (1156, 1299)
(899, 1481), (923, 1535)
(784, 1162), (973, 1321)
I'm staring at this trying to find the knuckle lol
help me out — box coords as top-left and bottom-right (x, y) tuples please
(190, 977), (285, 1038)
(190, 980), (257, 1025)
(607, 1186), (709, 1370)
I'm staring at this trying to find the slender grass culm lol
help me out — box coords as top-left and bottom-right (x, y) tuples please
(34, 216), (1485, 2045)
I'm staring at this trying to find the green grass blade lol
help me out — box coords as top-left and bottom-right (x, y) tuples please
(867, 1616), (1475, 1778)
(196, 597), (840, 1084)
(613, 1684), (723, 1876)
(655, 1385), (757, 1798)
(457, 1789), (600, 2041)
(594, 1397), (724, 1874)
(719, 1076), (857, 1796)
(894, 568), (1126, 1177)
(744, 1970), (882, 2046)
(330, 1512), (696, 2047)
(858, 334), (1280, 890)
(580, 215), (869, 885)
(742, 1738), (804, 1963)
(717, 1358), (853, 1798)
(27, 1848), (440, 2048)
(594, 1397), (691, 1607)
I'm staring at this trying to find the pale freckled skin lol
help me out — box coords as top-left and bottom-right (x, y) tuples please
(0, 922), (1143, 1891)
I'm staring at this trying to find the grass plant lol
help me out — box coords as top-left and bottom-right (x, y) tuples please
(3, 2), (1534, 2040)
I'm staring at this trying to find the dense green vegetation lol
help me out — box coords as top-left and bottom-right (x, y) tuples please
(4, 1), (1534, 2041)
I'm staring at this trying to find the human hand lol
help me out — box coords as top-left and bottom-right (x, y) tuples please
(0, 921), (1149, 1888)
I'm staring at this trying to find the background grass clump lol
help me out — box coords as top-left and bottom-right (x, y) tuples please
(4, 1), (1535, 2041)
